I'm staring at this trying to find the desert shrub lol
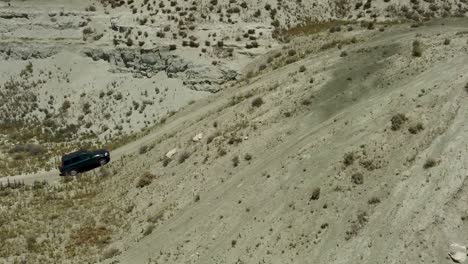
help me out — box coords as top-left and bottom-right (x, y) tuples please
(139, 17), (148, 25)
(136, 171), (155, 188)
(114, 93), (123, 100)
(232, 156), (240, 167)
(301, 98), (312, 106)
(391, 113), (408, 131)
(368, 197), (381, 204)
(32, 180), (48, 190)
(69, 225), (110, 247)
(25, 235), (37, 251)
(343, 152), (355, 166)
(465, 82), (468, 93)
(345, 211), (368, 240)
(287, 49), (297, 56)
(227, 136), (242, 145)
(340, 51), (348, 57)
(9, 144), (45, 156)
(83, 27), (94, 34)
(412, 40), (422, 57)
(162, 157), (171, 167)
(178, 151), (191, 164)
(251, 97), (264, 107)
(139, 145), (149, 154)
(194, 194), (200, 202)
(443, 38), (451, 45)
(299, 65), (306, 72)
(142, 225), (154, 236)
(423, 158), (437, 169)
(61, 100), (71, 110)
(244, 153), (252, 161)
(351, 172), (364, 185)
(217, 148), (227, 157)
(231, 240), (237, 247)
(310, 187), (320, 200)
(408, 122), (424, 134)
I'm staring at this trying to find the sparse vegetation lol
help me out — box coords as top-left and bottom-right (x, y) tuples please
(391, 113), (407, 131)
(232, 155), (240, 167)
(231, 240), (237, 247)
(9, 144), (45, 156)
(343, 152), (355, 166)
(351, 173), (364, 185)
(139, 145), (149, 154)
(178, 151), (191, 164)
(423, 158), (437, 169)
(408, 123), (424, 134)
(251, 97), (264, 108)
(412, 40), (422, 57)
(136, 171), (155, 188)
(1, 3), (465, 263)
(142, 225), (154, 236)
(345, 211), (368, 240)
(310, 187), (320, 200)
(368, 197), (381, 204)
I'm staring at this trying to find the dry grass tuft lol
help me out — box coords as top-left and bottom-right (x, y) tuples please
(136, 171), (155, 188)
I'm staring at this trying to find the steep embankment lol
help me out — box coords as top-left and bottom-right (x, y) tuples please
(1, 1), (468, 262)
(99, 19), (468, 264)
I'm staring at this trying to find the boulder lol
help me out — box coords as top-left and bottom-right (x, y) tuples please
(165, 148), (178, 159)
(192, 133), (203, 142)
(449, 243), (467, 263)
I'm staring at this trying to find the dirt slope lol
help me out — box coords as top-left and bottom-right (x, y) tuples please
(2, 9), (468, 263)
(92, 19), (468, 264)
(3, 0), (468, 176)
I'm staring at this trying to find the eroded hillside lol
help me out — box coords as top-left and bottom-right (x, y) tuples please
(2, 0), (468, 176)
(1, 10), (468, 263)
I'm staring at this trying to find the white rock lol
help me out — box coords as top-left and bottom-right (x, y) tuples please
(449, 243), (467, 263)
(192, 133), (203, 142)
(165, 148), (178, 159)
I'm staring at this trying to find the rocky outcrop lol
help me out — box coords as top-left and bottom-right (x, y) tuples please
(0, 45), (58, 60)
(0, 12), (29, 19)
(82, 47), (239, 93)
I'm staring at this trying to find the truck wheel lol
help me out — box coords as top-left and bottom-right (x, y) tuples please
(99, 158), (107, 166)
(69, 170), (78, 176)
